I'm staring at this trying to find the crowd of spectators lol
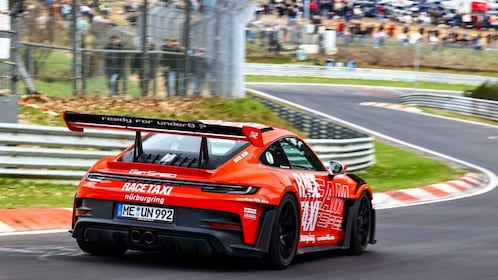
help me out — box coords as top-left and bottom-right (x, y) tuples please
(253, 0), (498, 50)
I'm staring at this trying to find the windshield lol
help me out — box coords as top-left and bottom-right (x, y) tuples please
(119, 133), (249, 169)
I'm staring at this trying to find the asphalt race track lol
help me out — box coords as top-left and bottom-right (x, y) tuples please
(1, 84), (497, 280)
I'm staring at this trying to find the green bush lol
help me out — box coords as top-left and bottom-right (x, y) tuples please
(464, 82), (498, 101)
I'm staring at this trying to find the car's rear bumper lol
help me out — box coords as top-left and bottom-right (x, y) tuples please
(71, 198), (276, 258)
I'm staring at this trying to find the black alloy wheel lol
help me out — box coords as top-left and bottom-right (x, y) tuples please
(349, 191), (372, 255)
(264, 194), (300, 269)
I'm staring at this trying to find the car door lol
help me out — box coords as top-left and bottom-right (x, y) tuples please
(275, 137), (345, 247)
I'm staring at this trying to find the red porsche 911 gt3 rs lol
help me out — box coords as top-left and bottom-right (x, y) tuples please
(63, 111), (376, 269)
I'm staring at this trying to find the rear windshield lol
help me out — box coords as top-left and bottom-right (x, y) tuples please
(119, 133), (249, 169)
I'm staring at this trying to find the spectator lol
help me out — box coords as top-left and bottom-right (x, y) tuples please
(387, 23), (395, 37)
(161, 38), (185, 97)
(373, 28), (386, 48)
(310, 0), (318, 17)
(397, 31), (408, 47)
(97, 2), (111, 15)
(76, 16), (89, 36)
(80, 3), (94, 22)
(473, 34), (483, 51)
(104, 35), (125, 96)
(190, 48), (208, 96)
(132, 38), (159, 96)
(336, 21), (344, 36)
(409, 30), (422, 44)
(60, 1), (72, 21)
(347, 59), (356, 69)
(92, 13), (113, 25)
(429, 33), (439, 51)
(268, 26), (281, 54)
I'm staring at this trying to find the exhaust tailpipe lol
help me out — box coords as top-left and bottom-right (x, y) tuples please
(130, 230), (142, 243)
(143, 231), (156, 244)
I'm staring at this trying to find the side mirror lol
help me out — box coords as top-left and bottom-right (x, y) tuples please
(329, 161), (347, 175)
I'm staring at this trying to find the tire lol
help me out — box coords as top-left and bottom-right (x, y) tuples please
(77, 238), (127, 257)
(264, 193), (300, 269)
(348, 191), (373, 255)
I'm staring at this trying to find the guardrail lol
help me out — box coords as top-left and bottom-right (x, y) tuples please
(0, 123), (375, 180)
(244, 63), (498, 86)
(250, 94), (368, 139)
(399, 93), (498, 122)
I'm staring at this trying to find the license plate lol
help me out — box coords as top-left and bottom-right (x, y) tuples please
(116, 204), (174, 222)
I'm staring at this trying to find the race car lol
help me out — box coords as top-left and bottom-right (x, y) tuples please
(63, 111), (376, 269)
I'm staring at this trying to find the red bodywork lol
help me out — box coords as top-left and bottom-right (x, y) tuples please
(63, 111), (375, 257)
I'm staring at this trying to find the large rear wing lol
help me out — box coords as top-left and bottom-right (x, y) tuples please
(62, 111), (265, 147)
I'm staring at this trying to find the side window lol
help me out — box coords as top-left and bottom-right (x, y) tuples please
(260, 141), (291, 169)
(280, 137), (325, 171)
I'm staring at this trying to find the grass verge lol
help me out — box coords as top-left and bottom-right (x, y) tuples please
(0, 179), (76, 209)
(0, 140), (465, 209)
(245, 75), (474, 92)
(3, 77), (477, 209)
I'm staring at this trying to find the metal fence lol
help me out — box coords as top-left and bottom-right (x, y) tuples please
(400, 93), (498, 122)
(244, 63), (498, 86)
(250, 94), (368, 139)
(2, 0), (256, 98)
(0, 122), (375, 180)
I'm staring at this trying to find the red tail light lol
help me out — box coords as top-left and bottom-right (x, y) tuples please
(209, 222), (242, 230)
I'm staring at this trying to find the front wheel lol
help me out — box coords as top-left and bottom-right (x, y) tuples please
(264, 193), (300, 269)
(348, 191), (373, 255)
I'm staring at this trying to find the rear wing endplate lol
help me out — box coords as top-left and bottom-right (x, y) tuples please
(62, 111), (264, 147)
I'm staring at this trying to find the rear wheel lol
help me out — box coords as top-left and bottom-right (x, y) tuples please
(348, 191), (373, 255)
(77, 238), (127, 257)
(264, 194), (300, 269)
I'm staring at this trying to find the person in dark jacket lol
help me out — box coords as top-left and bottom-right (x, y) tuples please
(104, 35), (125, 96)
(190, 47), (208, 96)
(132, 37), (158, 96)
(161, 38), (185, 97)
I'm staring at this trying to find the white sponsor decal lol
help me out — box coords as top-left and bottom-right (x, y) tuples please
(316, 234), (336, 241)
(124, 194), (165, 204)
(243, 207), (258, 220)
(235, 197), (269, 204)
(233, 151), (249, 163)
(101, 116), (133, 124)
(121, 182), (173, 195)
(129, 169), (177, 178)
(300, 234), (316, 243)
(293, 173), (322, 231)
(249, 131), (259, 139)
(293, 173), (351, 232)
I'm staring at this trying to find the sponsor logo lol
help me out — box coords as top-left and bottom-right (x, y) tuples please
(121, 182), (173, 195)
(243, 207), (257, 220)
(101, 116), (133, 124)
(124, 194), (165, 204)
(233, 151), (249, 163)
(300, 234), (316, 243)
(235, 197), (269, 204)
(293, 172), (351, 232)
(316, 234), (336, 241)
(129, 169), (177, 178)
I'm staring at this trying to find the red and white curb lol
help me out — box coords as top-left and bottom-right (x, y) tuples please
(373, 173), (488, 209)
(0, 208), (72, 235)
(360, 102), (421, 113)
(0, 174), (490, 235)
(0, 221), (14, 233)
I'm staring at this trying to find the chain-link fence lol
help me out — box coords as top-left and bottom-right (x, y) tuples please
(9, 0), (256, 98)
